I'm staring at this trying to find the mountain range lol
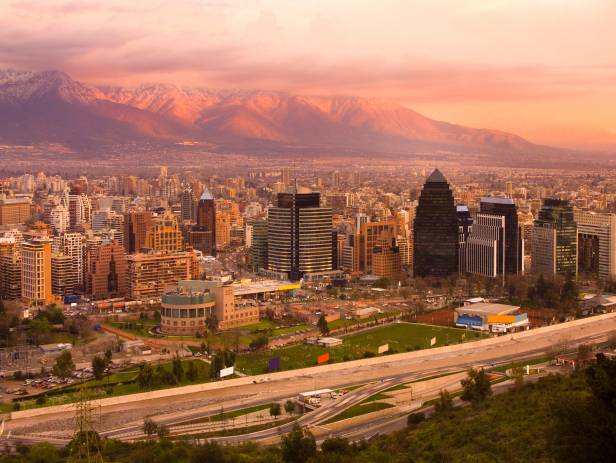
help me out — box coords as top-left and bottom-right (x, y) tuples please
(0, 69), (555, 157)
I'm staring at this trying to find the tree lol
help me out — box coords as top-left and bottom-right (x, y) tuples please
(373, 277), (391, 289)
(210, 354), (223, 379)
(137, 363), (155, 390)
(434, 389), (454, 413)
(42, 305), (65, 325)
(143, 418), (158, 439)
(249, 335), (268, 351)
(206, 313), (219, 333)
(186, 360), (199, 382)
(157, 423), (170, 440)
(407, 412), (425, 427)
(29, 317), (51, 345)
(104, 348), (113, 364)
(321, 437), (351, 454)
(280, 424), (317, 463)
(190, 442), (225, 463)
(27, 442), (60, 463)
(317, 314), (329, 335)
(284, 399), (296, 415)
(172, 353), (184, 382)
(550, 356), (616, 462)
(52, 350), (74, 378)
(92, 355), (107, 381)
(270, 402), (282, 420)
(461, 368), (492, 404)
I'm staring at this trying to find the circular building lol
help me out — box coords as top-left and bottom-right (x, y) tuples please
(160, 290), (216, 335)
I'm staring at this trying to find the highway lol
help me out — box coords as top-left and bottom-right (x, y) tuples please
(6, 312), (616, 445)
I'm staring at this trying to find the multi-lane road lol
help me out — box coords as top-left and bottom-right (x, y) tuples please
(5, 312), (616, 446)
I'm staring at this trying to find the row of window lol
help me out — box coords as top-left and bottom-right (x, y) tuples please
(160, 307), (212, 318)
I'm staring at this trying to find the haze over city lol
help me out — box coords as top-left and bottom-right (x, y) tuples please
(1, 2), (616, 463)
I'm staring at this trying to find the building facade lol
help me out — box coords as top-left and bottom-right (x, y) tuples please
(531, 199), (577, 277)
(188, 190), (216, 256)
(127, 251), (196, 300)
(267, 192), (333, 281)
(574, 210), (616, 280)
(413, 169), (459, 277)
(0, 196), (31, 226)
(21, 238), (53, 306)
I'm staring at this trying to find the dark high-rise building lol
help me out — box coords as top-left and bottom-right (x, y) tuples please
(267, 191), (332, 281)
(413, 169), (458, 277)
(189, 190), (216, 256)
(480, 197), (523, 274)
(531, 198), (577, 277)
(250, 219), (268, 271)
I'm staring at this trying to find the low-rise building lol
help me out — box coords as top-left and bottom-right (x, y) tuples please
(160, 279), (259, 335)
(454, 302), (529, 333)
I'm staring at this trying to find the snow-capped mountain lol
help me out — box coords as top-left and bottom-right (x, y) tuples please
(0, 69), (550, 157)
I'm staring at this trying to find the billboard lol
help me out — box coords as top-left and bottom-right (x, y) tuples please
(268, 356), (281, 372)
(377, 344), (389, 354)
(219, 366), (235, 378)
(317, 353), (330, 365)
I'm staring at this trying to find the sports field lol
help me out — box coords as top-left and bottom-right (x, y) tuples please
(235, 323), (484, 375)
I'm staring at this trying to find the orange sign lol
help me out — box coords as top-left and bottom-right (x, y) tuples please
(317, 353), (330, 365)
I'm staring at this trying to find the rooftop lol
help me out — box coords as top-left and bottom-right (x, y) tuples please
(426, 168), (447, 184)
(200, 189), (214, 201)
(456, 302), (520, 316)
(481, 197), (514, 205)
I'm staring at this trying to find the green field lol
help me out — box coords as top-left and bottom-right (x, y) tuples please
(235, 323), (484, 375)
(328, 312), (397, 331)
(105, 319), (311, 349)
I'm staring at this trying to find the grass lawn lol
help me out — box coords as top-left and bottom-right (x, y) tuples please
(328, 312), (395, 331)
(236, 323), (484, 375)
(9, 359), (212, 411)
(106, 320), (158, 337)
(106, 319), (311, 349)
(323, 402), (394, 424)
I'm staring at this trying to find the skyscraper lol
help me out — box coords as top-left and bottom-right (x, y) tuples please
(531, 198), (577, 277)
(413, 169), (458, 277)
(249, 219), (268, 271)
(480, 197), (523, 275)
(267, 191), (332, 281)
(189, 189), (216, 256)
(180, 187), (196, 222)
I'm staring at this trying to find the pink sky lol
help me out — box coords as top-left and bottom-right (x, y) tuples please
(1, 0), (616, 149)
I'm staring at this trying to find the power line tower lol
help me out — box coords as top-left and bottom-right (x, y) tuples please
(69, 385), (104, 463)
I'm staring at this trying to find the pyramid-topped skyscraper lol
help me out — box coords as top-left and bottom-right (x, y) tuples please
(413, 169), (459, 277)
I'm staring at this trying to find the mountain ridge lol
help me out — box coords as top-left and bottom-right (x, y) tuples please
(0, 69), (557, 157)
